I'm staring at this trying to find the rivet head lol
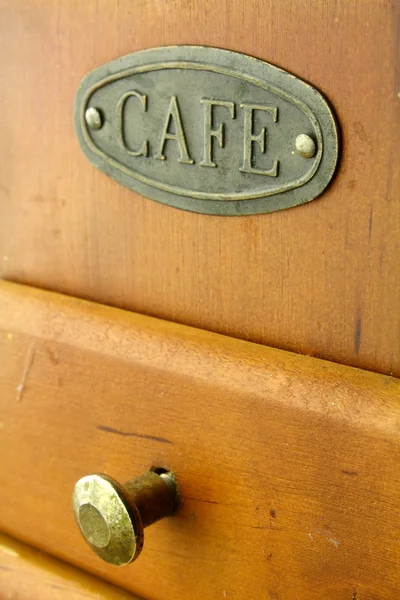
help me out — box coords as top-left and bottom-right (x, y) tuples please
(295, 134), (316, 158)
(85, 107), (103, 130)
(72, 474), (142, 566)
(78, 504), (111, 548)
(73, 470), (179, 566)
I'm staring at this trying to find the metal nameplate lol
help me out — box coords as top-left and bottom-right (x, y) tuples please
(75, 46), (339, 216)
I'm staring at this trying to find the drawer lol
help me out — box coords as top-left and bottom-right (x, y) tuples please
(1, 280), (399, 600)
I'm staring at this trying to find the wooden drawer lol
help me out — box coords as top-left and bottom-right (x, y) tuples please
(1, 280), (399, 600)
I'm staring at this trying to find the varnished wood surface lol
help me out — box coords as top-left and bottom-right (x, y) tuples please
(0, 0), (399, 377)
(1, 281), (399, 600)
(0, 533), (140, 599)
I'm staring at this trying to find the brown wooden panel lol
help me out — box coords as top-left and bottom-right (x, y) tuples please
(0, 0), (399, 377)
(0, 281), (399, 600)
(0, 533), (140, 599)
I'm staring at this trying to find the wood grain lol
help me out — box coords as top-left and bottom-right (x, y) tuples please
(1, 281), (400, 600)
(0, 0), (399, 377)
(0, 533), (141, 599)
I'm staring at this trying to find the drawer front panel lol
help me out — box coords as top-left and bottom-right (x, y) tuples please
(0, 281), (399, 600)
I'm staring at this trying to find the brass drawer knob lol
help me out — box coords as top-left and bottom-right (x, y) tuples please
(72, 469), (179, 566)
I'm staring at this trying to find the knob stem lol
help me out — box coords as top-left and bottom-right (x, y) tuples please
(123, 470), (177, 528)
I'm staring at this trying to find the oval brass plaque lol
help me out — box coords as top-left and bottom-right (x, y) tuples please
(75, 46), (339, 216)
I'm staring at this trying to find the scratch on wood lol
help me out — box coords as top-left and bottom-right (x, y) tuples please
(185, 496), (220, 505)
(97, 424), (173, 445)
(0, 564), (13, 571)
(354, 318), (362, 355)
(16, 341), (36, 402)
(342, 470), (358, 477)
(325, 534), (340, 548)
(310, 529), (341, 547)
(50, 584), (66, 591)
